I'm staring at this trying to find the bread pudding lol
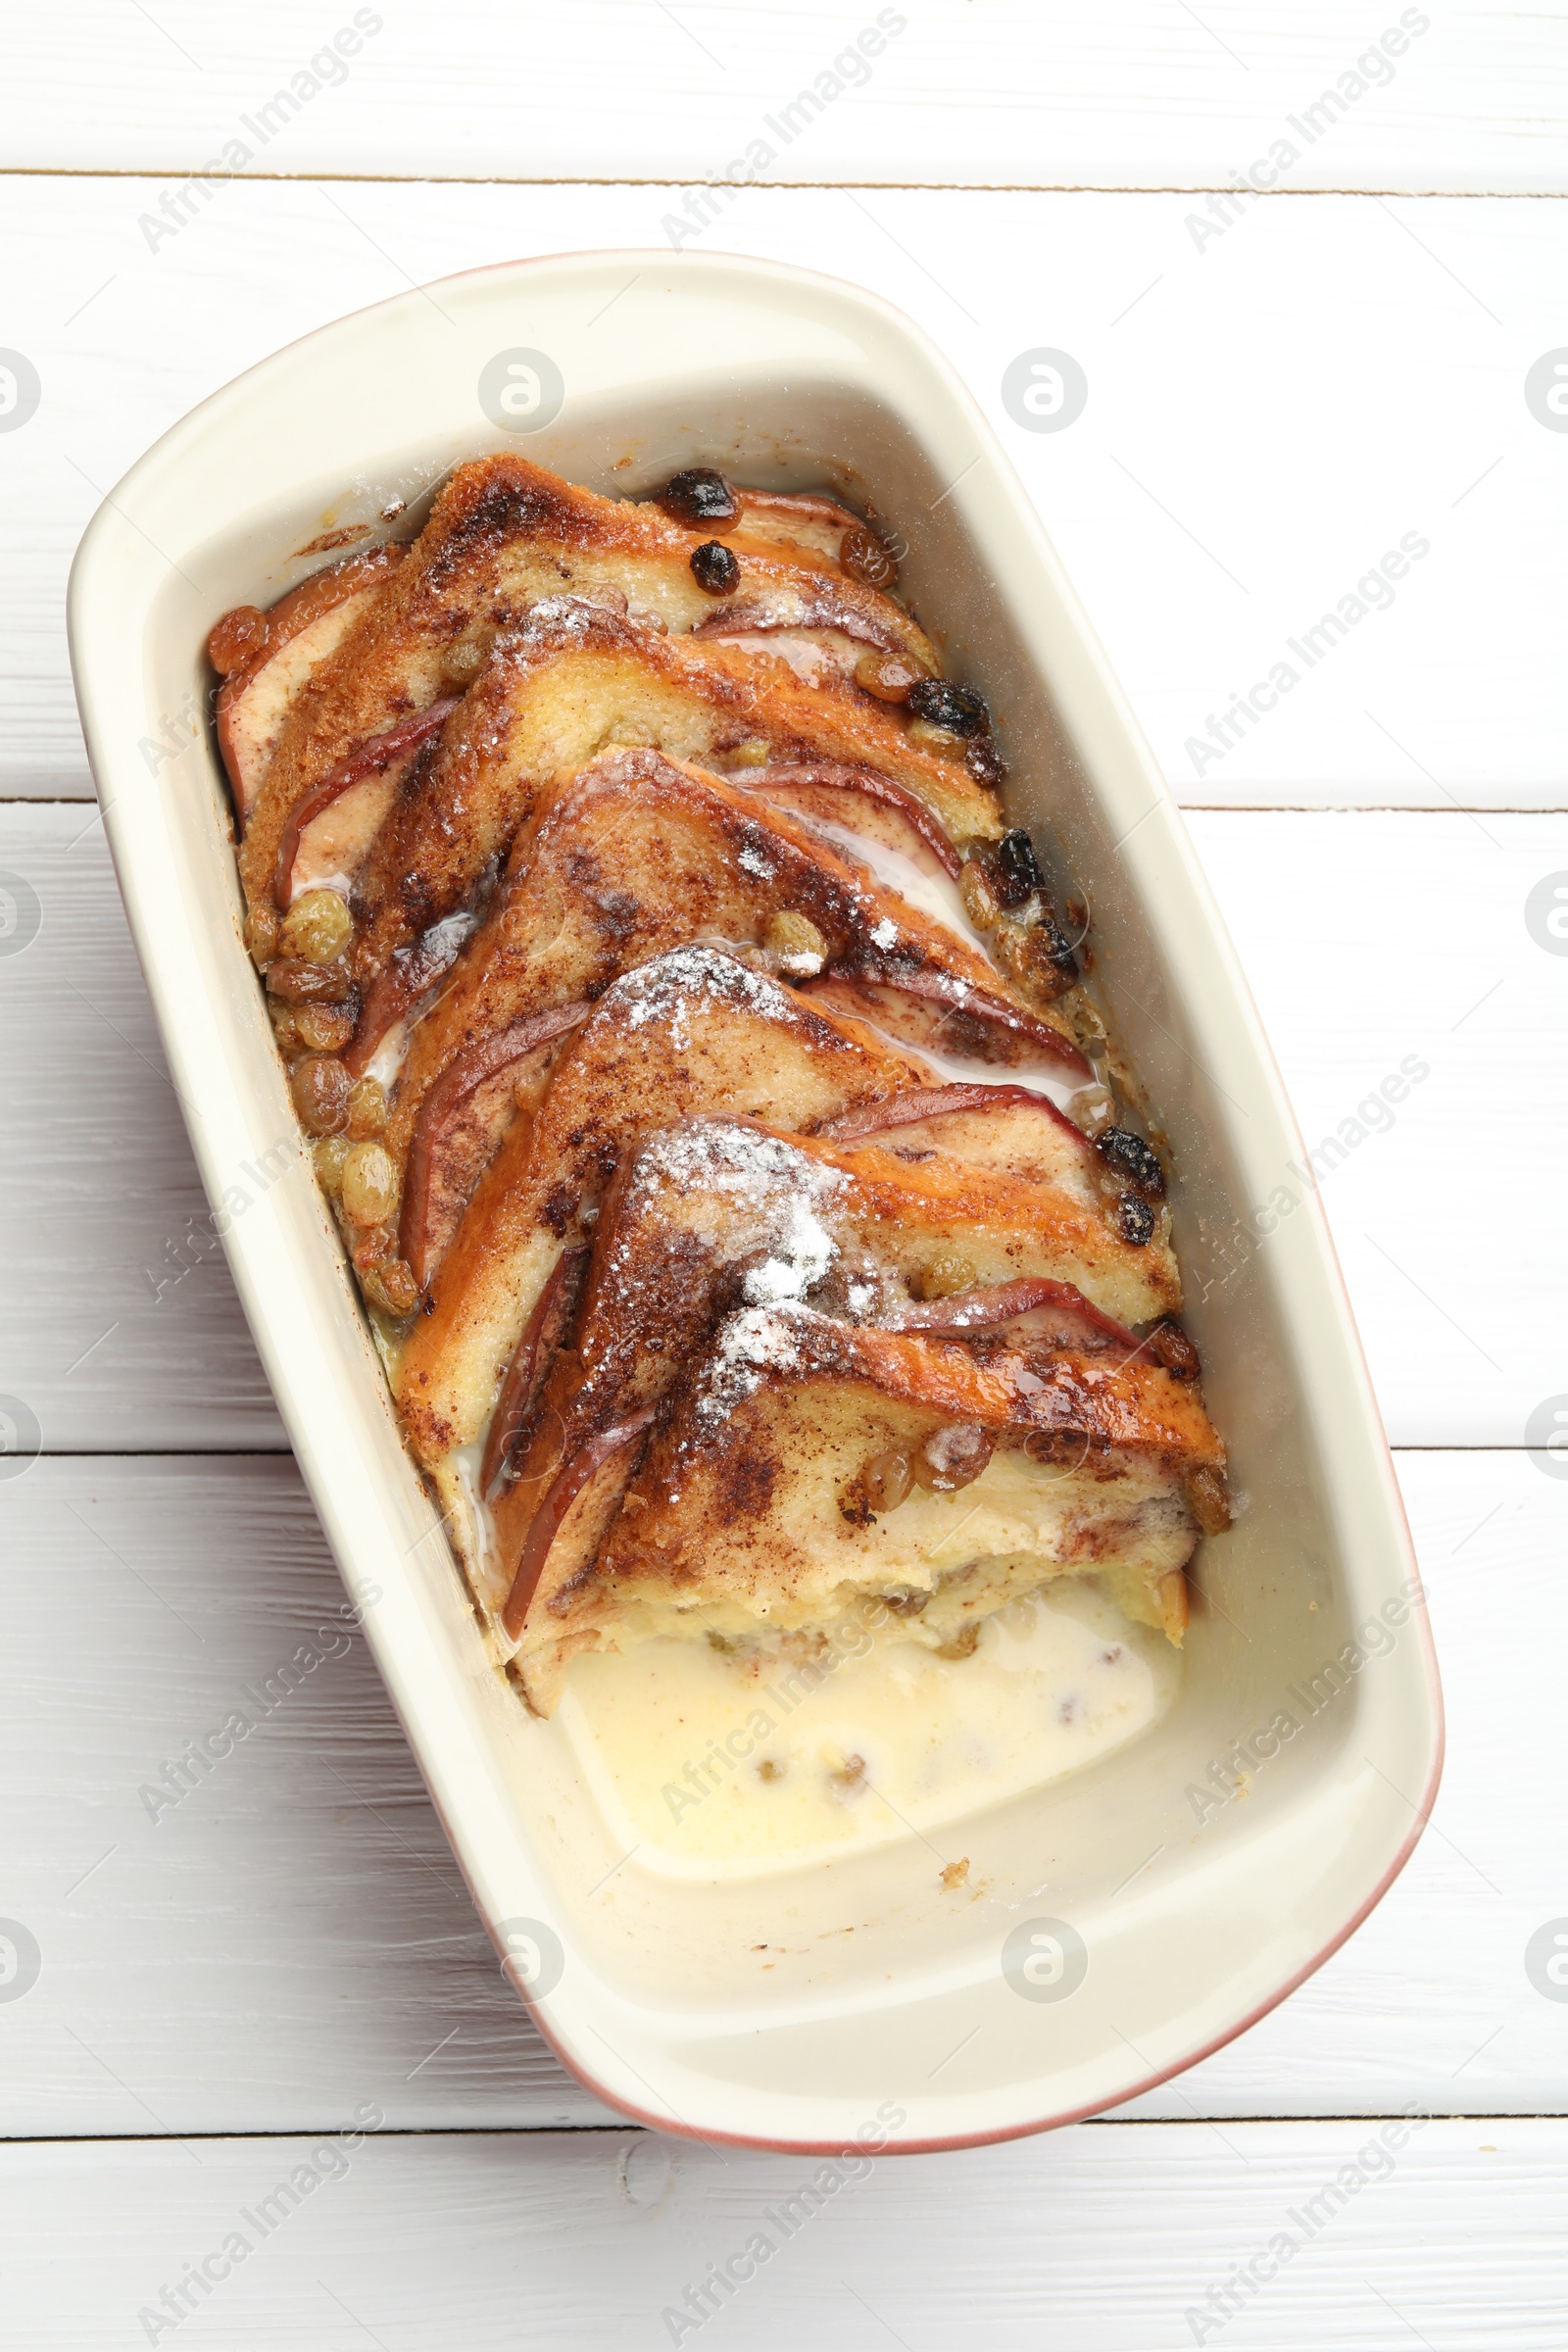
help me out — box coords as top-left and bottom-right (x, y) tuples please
(209, 456), (1229, 1748)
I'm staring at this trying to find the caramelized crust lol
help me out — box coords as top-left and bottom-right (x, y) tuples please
(237, 454), (935, 913)
(552, 1112), (1176, 1433)
(395, 948), (931, 1471)
(376, 747), (1084, 1223)
(509, 1304), (1222, 1709)
(209, 454), (1228, 1723)
(346, 604), (1001, 988)
(484, 1115), (1184, 1628)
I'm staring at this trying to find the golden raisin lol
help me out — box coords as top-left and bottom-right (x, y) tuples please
(244, 903), (279, 967)
(918, 1252), (976, 1301)
(853, 651), (919, 702)
(279, 889), (353, 965)
(361, 1257), (420, 1317)
(911, 1424), (994, 1492)
(266, 956), (357, 1004)
(725, 737), (772, 768)
(839, 525), (898, 588)
(861, 1448), (914, 1513)
(340, 1141), (397, 1226)
(1188, 1464), (1232, 1535)
(763, 910), (827, 975)
(1149, 1320), (1201, 1382)
(290, 1055), (350, 1136)
(294, 1002), (355, 1054)
(207, 605), (269, 675)
(958, 860), (1000, 929)
(346, 1076), (388, 1139)
(314, 1134), (351, 1195)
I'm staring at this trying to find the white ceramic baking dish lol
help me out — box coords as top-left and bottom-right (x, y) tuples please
(69, 249), (1442, 2153)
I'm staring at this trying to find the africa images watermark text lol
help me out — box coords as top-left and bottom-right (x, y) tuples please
(1185, 532), (1430, 778)
(137, 11), (383, 253)
(662, 9), (906, 249)
(1183, 11), (1432, 254)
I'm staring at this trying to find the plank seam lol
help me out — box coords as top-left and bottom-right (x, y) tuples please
(2, 2114), (1557, 2147)
(1, 169), (1560, 198)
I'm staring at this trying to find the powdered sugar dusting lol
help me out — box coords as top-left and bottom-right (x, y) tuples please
(622, 1120), (848, 1308)
(687, 1302), (808, 1438)
(607, 943), (800, 1046)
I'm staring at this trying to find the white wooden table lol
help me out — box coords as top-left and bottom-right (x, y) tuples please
(5, 8), (1567, 2341)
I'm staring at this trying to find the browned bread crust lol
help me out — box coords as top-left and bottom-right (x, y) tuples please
(344, 603), (1002, 991)
(374, 747), (1085, 1255)
(508, 1303), (1221, 1709)
(209, 457), (1225, 1721)
(236, 454), (937, 911)
(395, 947), (933, 1471)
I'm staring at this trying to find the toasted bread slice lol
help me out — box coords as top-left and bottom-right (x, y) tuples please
(507, 1303), (1223, 1711)
(374, 749), (1085, 1241)
(507, 1112), (1175, 1458)
(395, 949), (932, 1477)
(237, 455), (936, 914)
(484, 1117), (1184, 1622)
(344, 604), (1002, 987)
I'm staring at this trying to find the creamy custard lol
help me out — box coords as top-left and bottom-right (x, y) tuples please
(557, 1578), (1180, 1878)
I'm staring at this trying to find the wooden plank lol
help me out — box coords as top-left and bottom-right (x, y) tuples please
(4, 802), (1560, 1450)
(1185, 808), (1568, 1451)
(2, 1453), (606, 2134)
(0, 805), (284, 1449)
(2, 1), (1563, 191)
(4, 2121), (1565, 2348)
(1, 1448), (1561, 2137)
(5, 180), (1565, 807)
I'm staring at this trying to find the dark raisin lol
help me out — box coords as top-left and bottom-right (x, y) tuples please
(691, 540), (741, 594)
(1037, 907), (1079, 975)
(661, 466), (738, 527)
(1148, 1319), (1201, 1381)
(965, 736), (1007, 790)
(1114, 1193), (1155, 1247)
(1098, 1126), (1166, 1200)
(994, 827), (1047, 907)
(906, 678), (989, 738)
